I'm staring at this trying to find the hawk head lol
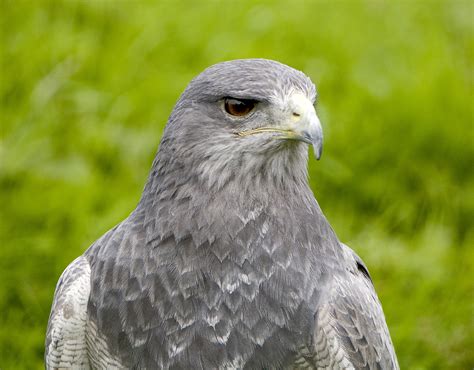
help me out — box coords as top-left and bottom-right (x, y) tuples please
(151, 59), (322, 192)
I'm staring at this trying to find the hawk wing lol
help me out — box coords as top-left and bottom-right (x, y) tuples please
(312, 244), (399, 369)
(45, 256), (91, 369)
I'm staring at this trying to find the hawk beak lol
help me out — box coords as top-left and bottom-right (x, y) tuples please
(290, 109), (323, 160)
(281, 93), (324, 160)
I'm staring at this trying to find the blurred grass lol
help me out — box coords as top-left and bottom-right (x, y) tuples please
(0, 0), (472, 368)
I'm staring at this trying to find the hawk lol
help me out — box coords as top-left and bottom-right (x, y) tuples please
(45, 59), (399, 369)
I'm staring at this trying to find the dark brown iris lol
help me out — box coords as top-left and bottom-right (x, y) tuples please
(224, 98), (256, 117)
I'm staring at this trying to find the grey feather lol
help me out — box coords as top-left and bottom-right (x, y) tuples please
(45, 256), (91, 369)
(46, 58), (398, 369)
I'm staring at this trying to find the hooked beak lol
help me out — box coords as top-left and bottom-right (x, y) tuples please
(236, 93), (323, 160)
(290, 111), (323, 160)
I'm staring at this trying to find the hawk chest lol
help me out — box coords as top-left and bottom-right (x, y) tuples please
(90, 240), (319, 369)
(88, 202), (325, 368)
(152, 240), (318, 368)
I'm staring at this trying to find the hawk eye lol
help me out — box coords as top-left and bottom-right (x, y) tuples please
(224, 98), (256, 117)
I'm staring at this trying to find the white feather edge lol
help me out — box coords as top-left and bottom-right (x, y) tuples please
(46, 256), (91, 369)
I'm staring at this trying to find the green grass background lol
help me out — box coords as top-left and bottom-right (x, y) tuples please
(1, 0), (472, 368)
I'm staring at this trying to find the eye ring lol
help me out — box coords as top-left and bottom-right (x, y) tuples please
(224, 98), (256, 117)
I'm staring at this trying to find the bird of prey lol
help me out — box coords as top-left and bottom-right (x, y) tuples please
(45, 59), (399, 369)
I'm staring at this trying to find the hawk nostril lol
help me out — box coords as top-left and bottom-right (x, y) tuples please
(293, 112), (301, 117)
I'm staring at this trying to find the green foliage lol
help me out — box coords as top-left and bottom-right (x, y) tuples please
(1, 0), (472, 368)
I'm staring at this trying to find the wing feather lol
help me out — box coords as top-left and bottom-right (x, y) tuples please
(313, 244), (399, 369)
(45, 256), (91, 369)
